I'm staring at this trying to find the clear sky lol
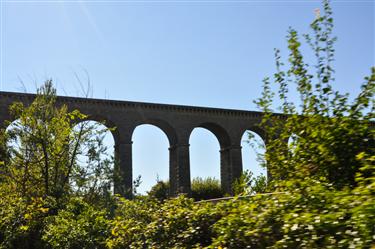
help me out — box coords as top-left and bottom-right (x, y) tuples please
(1, 0), (374, 193)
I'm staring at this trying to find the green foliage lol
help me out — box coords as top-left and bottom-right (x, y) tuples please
(232, 170), (267, 195)
(42, 197), (110, 249)
(0, 1), (374, 248)
(1, 80), (115, 205)
(253, 0), (374, 190)
(191, 177), (224, 201)
(106, 197), (160, 248)
(147, 179), (171, 201)
(107, 196), (223, 249)
(0, 81), (116, 248)
(210, 180), (375, 249)
(147, 176), (224, 201)
(0, 192), (53, 249)
(108, 181), (374, 248)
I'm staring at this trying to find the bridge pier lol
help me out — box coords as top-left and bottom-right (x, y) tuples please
(169, 143), (191, 196)
(114, 141), (133, 198)
(220, 145), (243, 194)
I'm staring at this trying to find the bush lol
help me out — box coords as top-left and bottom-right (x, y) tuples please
(210, 179), (375, 248)
(147, 177), (224, 201)
(0, 192), (53, 249)
(232, 170), (267, 195)
(107, 196), (223, 249)
(108, 179), (374, 248)
(253, 1), (374, 190)
(191, 177), (224, 201)
(106, 197), (160, 248)
(42, 197), (110, 249)
(147, 179), (170, 201)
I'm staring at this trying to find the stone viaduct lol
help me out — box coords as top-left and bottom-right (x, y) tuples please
(0, 91), (274, 196)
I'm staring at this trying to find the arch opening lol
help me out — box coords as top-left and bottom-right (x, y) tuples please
(132, 124), (170, 194)
(288, 133), (299, 153)
(72, 120), (116, 196)
(241, 130), (267, 179)
(5, 119), (23, 154)
(189, 127), (221, 181)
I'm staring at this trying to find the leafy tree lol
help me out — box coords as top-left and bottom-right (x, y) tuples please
(0, 80), (114, 204)
(0, 81), (115, 248)
(253, 0), (374, 189)
(232, 170), (267, 196)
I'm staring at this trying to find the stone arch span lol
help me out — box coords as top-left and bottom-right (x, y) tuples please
(196, 122), (231, 148)
(0, 91), (277, 197)
(131, 119), (178, 146)
(76, 115), (120, 143)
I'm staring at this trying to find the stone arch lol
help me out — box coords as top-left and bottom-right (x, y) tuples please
(196, 122), (231, 148)
(72, 116), (121, 194)
(131, 119), (177, 147)
(75, 114), (120, 145)
(238, 126), (266, 144)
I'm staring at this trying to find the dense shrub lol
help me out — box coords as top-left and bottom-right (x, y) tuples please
(211, 179), (375, 248)
(191, 177), (224, 201)
(147, 180), (171, 201)
(0, 192), (53, 249)
(232, 170), (267, 195)
(147, 177), (224, 201)
(107, 196), (223, 248)
(42, 198), (110, 249)
(106, 177), (374, 248)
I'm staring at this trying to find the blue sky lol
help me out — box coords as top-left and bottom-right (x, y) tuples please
(1, 0), (374, 193)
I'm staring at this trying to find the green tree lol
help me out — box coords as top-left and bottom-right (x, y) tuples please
(1, 81), (114, 204)
(232, 170), (267, 196)
(0, 81), (115, 248)
(253, 0), (374, 190)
